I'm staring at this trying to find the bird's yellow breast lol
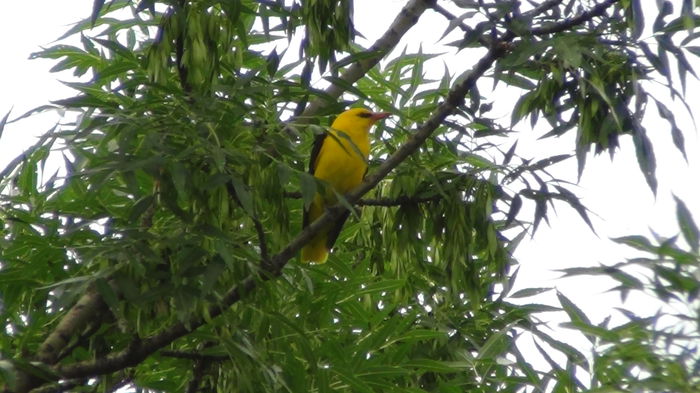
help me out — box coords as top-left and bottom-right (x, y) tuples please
(313, 118), (371, 195)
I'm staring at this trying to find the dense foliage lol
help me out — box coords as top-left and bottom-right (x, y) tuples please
(1, 0), (698, 392)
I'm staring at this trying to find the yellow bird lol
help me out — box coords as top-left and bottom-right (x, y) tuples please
(301, 108), (391, 263)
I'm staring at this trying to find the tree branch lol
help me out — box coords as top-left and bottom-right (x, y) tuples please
(186, 358), (208, 393)
(36, 287), (106, 365)
(55, 321), (101, 363)
(252, 215), (270, 266)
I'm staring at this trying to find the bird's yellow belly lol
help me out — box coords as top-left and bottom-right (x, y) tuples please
(315, 151), (366, 194)
(314, 136), (369, 195)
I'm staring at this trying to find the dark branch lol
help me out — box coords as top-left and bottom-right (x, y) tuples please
(186, 359), (207, 393)
(56, 321), (101, 363)
(53, 277), (257, 380)
(36, 287), (106, 365)
(252, 216), (270, 265)
(184, 343), (216, 393)
(531, 0), (620, 35)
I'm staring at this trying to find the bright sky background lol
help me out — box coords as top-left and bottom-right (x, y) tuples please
(2, 0), (699, 369)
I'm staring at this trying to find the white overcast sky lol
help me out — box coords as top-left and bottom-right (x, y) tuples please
(1, 0), (699, 353)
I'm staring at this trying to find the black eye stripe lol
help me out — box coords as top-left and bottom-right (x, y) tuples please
(357, 112), (372, 118)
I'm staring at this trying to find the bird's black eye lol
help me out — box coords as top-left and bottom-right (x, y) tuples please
(356, 112), (372, 118)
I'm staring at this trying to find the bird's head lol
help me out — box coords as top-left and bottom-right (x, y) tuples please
(334, 107), (391, 132)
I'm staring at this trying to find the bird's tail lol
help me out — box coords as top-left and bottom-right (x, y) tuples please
(301, 234), (329, 263)
(301, 195), (329, 264)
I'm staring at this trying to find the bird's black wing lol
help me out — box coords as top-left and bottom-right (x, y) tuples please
(326, 166), (366, 251)
(325, 210), (351, 250)
(308, 132), (327, 175)
(302, 132), (327, 229)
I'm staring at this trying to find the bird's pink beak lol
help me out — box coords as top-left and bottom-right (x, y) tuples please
(369, 112), (391, 123)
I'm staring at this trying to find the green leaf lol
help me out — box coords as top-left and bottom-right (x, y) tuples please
(91, 0), (106, 26)
(674, 195), (699, 252)
(404, 359), (458, 373)
(478, 328), (510, 360)
(508, 287), (551, 299)
(463, 153), (495, 169)
(505, 194), (522, 228)
(332, 368), (374, 393)
(654, 99), (687, 160)
(553, 185), (595, 233)
(0, 108), (11, 141)
(128, 195), (155, 224)
(355, 279), (405, 297)
(266, 48), (280, 76)
(95, 278), (120, 315)
(394, 329), (445, 343)
(299, 172), (317, 210)
(0, 360), (16, 391)
(631, 0), (645, 39)
(323, 76), (370, 100)
(230, 176), (255, 216)
(613, 235), (657, 252)
(631, 125), (657, 194)
(333, 48), (385, 70)
(556, 291), (592, 329)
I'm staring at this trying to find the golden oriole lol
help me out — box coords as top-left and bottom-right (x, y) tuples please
(301, 108), (390, 263)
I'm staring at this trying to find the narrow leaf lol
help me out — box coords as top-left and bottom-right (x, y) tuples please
(91, 0), (106, 26)
(505, 194), (522, 227)
(674, 195), (699, 252)
(299, 172), (317, 210)
(631, 125), (657, 194)
(0, 108), (11, 140)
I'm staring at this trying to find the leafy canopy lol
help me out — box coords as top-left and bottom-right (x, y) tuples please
(1, 0), (699, 392)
